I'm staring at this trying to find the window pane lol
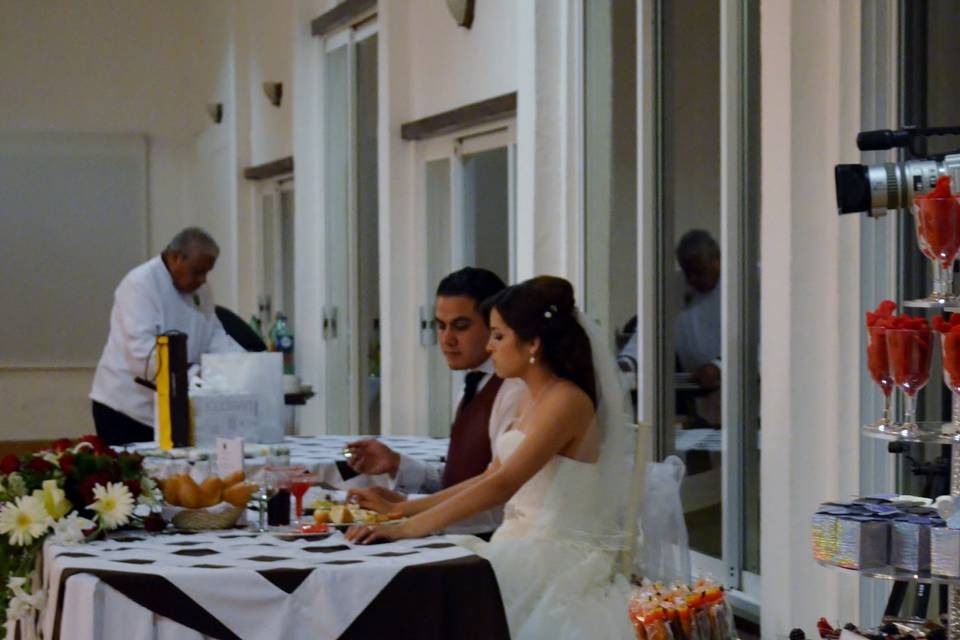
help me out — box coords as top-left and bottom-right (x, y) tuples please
(463, 147), (510, 284)
(323, 44), (351, 434)
(425, 158), (454, 436)
(661, 0), (723, 561)
(583, 0), (638, 401)
(356, 34), (380, 435)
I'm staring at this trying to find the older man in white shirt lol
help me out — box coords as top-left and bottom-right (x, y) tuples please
(90, 227), (243, 445)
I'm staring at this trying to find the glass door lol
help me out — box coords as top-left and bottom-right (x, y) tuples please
(628, 0), (760, 612)
(419, 124), (516, 436)
(322, 21), (379, 436)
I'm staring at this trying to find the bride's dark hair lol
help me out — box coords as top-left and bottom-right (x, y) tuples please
(483, 276), (596, 406)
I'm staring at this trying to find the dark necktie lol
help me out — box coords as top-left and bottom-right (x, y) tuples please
(461, 371), (486, 410)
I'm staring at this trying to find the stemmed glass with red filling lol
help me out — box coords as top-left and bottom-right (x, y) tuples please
(288, 472), (320, 526)
(934, 313), (960, 436)
(885, 315), (933, 437)
(912, 175), (960, 306)
(865, 300), (897, 430)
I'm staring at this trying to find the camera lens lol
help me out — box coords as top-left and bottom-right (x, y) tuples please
(834, 164), (871, 214)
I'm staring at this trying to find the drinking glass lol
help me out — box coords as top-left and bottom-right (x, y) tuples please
(942, 331), (960, 435)
(886, 328), (934, 436)
(911, 194), (960, 306)
(288, 472), (320, 526)
(866, 325), (894, 430)
(262, 465), (304, 527)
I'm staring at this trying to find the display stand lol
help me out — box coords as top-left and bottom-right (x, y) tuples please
(817, 426), (960, 638)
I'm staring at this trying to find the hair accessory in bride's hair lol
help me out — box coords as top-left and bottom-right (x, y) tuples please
(543, 304), (558, 319)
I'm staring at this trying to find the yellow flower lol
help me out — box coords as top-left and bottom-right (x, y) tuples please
(89, 482), (134, 529)
(32, 479), (71, 521)
(0, 495), (50, 546)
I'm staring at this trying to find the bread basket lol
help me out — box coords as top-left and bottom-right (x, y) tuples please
(163, 502), (245, 530)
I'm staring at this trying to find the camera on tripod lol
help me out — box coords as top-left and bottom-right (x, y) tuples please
(835, 126), (960, 217)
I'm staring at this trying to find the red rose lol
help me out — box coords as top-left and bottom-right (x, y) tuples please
(124, 479), (142, 500)
(78, 435), (108, 454)
(50, 438), (73, 453)
(59, 453), (76, 475)
(24, 457), (55, 474)
(0, 455), (20, 474)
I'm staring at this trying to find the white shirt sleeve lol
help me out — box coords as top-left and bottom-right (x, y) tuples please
(393, 455), (445, 494)
(114, 279), (163, 377)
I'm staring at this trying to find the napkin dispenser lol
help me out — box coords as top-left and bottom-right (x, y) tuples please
(931, 526), (960, 577)
(891, 518), (933, 572)
(834, 516), (889, 570)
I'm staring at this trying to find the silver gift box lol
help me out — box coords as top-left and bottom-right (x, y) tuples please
(931, 527), (960, 577)
(891, 520), (931, 572)
(812, 513), (839, 563)
(834, 517), (888, 570)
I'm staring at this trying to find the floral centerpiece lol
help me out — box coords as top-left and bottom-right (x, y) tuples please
(0, 435), (159, 631)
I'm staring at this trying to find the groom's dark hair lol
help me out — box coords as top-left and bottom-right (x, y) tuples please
(436, 267), (506, 309)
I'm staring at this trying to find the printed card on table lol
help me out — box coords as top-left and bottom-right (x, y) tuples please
(216, 437), (244, 478)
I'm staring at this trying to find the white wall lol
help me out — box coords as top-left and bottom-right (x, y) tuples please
(407, 0), (517, 120)
(760, 0), (863, 635)
(0, 0), (294, 440)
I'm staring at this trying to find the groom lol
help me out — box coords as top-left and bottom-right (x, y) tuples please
(345, 267), (524, 534)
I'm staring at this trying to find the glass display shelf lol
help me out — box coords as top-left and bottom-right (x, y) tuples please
(817, 560), (960, 586)
(862, 421), (960, 446)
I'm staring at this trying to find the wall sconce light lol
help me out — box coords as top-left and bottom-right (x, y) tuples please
(262, 82), (283, 108)
(446, 0), (475, 28)
(207, 103), (223, 124)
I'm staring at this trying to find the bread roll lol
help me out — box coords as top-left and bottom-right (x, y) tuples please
(222, 470), (245, 488)
(223, 482), (258, 508)
(178, 475), (203, 509)
(198, 477), (224, 507)
(329, 505), (353, 524)
(163, 475), (184, 506)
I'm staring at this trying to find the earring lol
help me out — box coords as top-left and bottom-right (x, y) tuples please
(529, 355), (536, 365)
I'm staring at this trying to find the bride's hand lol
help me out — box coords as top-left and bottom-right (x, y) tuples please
(345, 518), (430, 544)
(346, 487), (400, 514)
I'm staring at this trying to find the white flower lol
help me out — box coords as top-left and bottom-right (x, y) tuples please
(137, 477), (161, 508)
(89, 482), (134, 529)
(71, 441), (94, 453)
(5, 576), (46, 621)
(32, 479), (71, 520)
(50, 512), (94, 545)
(0, 496), (51, 546)
(41, 452), (60, 465)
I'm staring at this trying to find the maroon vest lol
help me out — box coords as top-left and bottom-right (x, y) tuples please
(442, 375), (505, 488)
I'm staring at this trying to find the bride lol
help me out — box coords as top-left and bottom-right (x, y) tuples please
(346, 276), (636, 639)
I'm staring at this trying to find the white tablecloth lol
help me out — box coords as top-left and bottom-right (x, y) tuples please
(42, 529), (475, 640)
(122, 435), (449, 489)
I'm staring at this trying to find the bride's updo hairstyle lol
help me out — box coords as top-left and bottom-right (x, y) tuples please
(484, 276), (596, 406)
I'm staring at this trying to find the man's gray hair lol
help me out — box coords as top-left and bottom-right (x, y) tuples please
(165, 227), (220, 259)
(676, 229), (720, 262)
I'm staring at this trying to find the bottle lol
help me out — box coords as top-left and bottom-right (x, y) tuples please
(271, 313), (295, 374)
(249, 315), (263, 340)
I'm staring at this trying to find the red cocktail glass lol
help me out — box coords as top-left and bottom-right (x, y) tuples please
(289, 473), (320, 525)
(886, 328), (933, 435)
(866, 325), (894, 428)
(939, 322), (960, 434)
(912, 176), (960, 306)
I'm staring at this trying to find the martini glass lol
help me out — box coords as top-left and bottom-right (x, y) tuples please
(886, 328), (933, 437)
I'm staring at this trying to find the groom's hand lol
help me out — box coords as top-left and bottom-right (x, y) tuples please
(345, 439), (401, 477)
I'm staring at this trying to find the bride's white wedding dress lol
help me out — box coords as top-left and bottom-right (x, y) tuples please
(453, 429), (635, 639)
